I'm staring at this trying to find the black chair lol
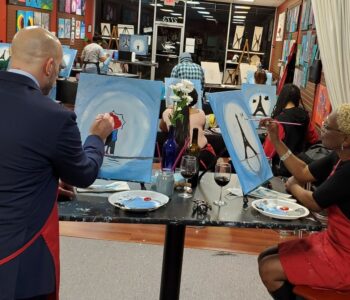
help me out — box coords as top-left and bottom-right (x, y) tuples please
(56, 79), (78, 105)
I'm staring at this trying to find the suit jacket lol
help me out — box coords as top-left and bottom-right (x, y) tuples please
(0, 71), (105, 299)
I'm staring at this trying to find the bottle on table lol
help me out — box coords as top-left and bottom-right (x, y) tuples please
(187, 128), (200, 188)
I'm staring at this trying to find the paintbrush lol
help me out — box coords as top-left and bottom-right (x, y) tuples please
(246, 118), (302, 126)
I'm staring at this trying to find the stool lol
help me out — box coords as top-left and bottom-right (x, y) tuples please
(293, 285), (350, 300)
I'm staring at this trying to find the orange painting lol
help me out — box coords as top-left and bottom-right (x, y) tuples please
(312, 84), (332, 127)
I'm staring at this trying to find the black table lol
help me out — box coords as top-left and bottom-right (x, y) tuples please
(59, 174), (322, 300)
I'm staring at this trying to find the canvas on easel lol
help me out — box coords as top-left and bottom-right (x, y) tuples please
(101, 23), (111, 37)
(201, 61), (222, 85)
(208, 90), (273, 195)
(117, 24), (134, 37)
(251, 27), (263, 52)
(232, 25), (245, 50)
(75, 74), (163, 183)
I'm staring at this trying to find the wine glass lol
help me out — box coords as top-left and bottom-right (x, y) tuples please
(214, 162), (232, 206)
(179, 155), (198, 198)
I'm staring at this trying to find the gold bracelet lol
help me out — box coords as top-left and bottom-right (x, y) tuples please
(280, 149), (292, 161)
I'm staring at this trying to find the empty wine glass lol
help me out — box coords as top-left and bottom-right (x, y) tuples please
(179, 155), (198, 198)
(214, 162), (231, 206)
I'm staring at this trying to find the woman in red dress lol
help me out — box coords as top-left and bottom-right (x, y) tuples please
(258, 104), (350, 299)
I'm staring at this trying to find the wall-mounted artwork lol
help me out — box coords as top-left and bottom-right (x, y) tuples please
(8, 0), (26, 5)
(208, 90), (273, 195)
(312, 84), (332, 127)
(59, 48), (77, 78)
(76, 0), (82, 15)
(16, 10), (26, 32)
(65, 0), (71, 14)
(130, 35), (149, 55)
(75, 74), (163, 183)
(80, 21), (85, 39)
(101, 23), (111, 37)
(41, 0), (52, 10)
(25, 11), (34, 27)
(58, 0), (65, 12)
(286, 5), (300, 33)
(81, 0), (85, 15)
(41, 12), (49, 30)
(164, 78), (203, 110)
(71, 0), (77, 13)
(301, 0), (311, 30)
(275, 12), (286, 42)
(232, 25), (244, 50)
(26, 0), (41, 8)
(251, 26), (263, 52)
(293, 68), (303, 88)
(64, 19), (71, 38)
(75, 20), (81, 39)
(119, 34), (131, 52)
(58, 18), (65, 39)
(33, 11), (41, 26)
(242, 84), (277, 120)
(117, 24), (134, 36)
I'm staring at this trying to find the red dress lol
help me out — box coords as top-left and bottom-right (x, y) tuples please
(279, 161), (350, 291)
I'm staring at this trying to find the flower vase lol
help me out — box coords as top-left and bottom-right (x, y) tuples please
(162, 125), (178, 170)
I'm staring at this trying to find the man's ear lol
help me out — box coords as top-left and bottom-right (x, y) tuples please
(44, 57), (54, 76)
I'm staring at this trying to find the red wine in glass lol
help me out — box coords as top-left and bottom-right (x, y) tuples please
(214, 176), (230, 187)
(214, 162), (231, 206)
(181, 171), (195, 179)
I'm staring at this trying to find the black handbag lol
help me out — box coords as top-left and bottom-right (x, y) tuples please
(308, 49), (322, 84)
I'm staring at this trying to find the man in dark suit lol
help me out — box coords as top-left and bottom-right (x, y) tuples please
(0, 27), (114, 299)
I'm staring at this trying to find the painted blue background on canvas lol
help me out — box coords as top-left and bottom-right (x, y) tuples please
(164, 78), (203, 110)
(242, 83), (277, 128)
(59, 47), (77, 78)
(75, 74), (162, 183)
(208, 90), (273, 195)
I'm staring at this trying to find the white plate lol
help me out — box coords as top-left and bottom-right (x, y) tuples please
(252, 199), (309, 220)
(108, 190), (169, 212)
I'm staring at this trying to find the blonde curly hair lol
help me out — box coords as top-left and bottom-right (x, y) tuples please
(336, 104), (350, 135)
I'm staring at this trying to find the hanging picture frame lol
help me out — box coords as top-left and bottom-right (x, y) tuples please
(275, 12), (286, 42)
(232, 25), (245, 49)
(251, 26), (263, 52)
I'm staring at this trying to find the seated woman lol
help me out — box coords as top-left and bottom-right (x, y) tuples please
(263, 84), (318, 176)
(159, 91), (216, 170)
(258, 104), (350, 299)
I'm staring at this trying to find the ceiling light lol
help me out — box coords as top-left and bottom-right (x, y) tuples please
(192, 6), (206, 10)
(187, 1), (200, 4)
(238, 0), (254, 2)
(160, 8), (174, 12)
(206, 19), (217, 22)
(234, 11), (248, 14)
(150, 3), (163, 6)
(235, 5), (251, 9)
(198, 11), (210, 14)
(233, 21), (245, 24)
(171, 13), (182, 16)
(233, 15), (246, 19)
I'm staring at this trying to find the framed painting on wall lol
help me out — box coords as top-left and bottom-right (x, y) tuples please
(75, 74), (163, 183)
(251, 26), (263, 52)
(232, 25), (244, 50)
(312, 84), (332, 127)
(16, 10), (26, 32)
(275, 12), (286, 42)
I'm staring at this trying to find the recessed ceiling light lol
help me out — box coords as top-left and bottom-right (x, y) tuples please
(150, 3), (163, 6)
(198, 11), (210, 14)
(233, 15), (246, 19)
(235, 11), (248, 14)
(235, 5), (251, 9)
(171, 13), (182, 16)
(160, 8), (174, 12)
(187, 1), (200, 4)
(192, 6), (206, 10)
(206, 19), (217, 22)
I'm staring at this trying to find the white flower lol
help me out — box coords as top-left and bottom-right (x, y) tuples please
(176, 106), (182, 112)
(181, 79), (194, 92)
(170, 95), (181, 102)
(186, 95), (193, 105)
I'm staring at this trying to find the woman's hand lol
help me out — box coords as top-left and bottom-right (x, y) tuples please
(259, 118), (280, 144)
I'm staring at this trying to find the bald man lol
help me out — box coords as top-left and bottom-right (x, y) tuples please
(0, 27), (114, 300)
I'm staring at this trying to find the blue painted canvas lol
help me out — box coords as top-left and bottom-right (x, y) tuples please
(164, 78), (202, 110)
(208, 90), (273, 195)
(130, 35), (149, 56)
(75, 74), (162, 183)
(119, 34), (131, 52)
(246, 70), (273, 85)
(242, 84), (277, 125)
(59, 48), (77, 78)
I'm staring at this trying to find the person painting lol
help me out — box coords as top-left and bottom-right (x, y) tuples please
(254, 68), (268, 84)
(258, 104), (350, 299)
(81, 36), (108, 74)
(0, 27), (114, 299)
(263, 84), (318, 176)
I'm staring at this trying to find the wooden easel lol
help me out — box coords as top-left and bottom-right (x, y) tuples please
(225, 39), (250, 85)
(108, 26), (119, 49)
